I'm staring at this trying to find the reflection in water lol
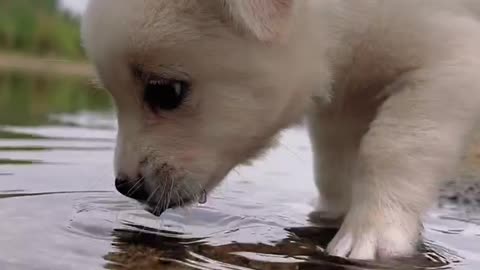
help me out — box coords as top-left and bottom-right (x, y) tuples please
(0, 158), (43, 165)
(0, 72), (111, 126)
(104, 224), (331, 270)
(0, 146), (114, 151)
(0, 190), (111, 200)
(103, 223), (453, 270)
(0, 72), (478, 270)
(0, 130), (47, 139)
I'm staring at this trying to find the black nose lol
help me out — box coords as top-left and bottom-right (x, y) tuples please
(115, 178), (150, 202)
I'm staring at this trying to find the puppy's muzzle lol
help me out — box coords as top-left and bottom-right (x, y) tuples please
(115, 177), (188, 216)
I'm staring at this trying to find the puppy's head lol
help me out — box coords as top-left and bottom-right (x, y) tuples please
(82, 0), (324, 215)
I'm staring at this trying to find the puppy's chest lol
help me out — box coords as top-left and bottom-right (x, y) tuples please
(324, 31), (420, 115)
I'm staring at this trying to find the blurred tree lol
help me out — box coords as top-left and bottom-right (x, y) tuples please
(0, 0), (84, 59)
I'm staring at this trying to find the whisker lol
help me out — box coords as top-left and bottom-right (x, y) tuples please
(174, 188), (183, 208)
(152, 181), (165, 216)
(162, 174), (175, 213)
(181, 179), (202, 204)
(146, 182), (162, 205)
(167, 174), (175, 208)
(126, 176), (145, 197)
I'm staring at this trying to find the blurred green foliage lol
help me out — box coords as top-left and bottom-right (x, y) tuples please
(0, 72), (112, 126)
(0, 0), (84, 59)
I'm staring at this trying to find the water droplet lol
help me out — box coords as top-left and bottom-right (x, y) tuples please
(199, 190), (207, 204)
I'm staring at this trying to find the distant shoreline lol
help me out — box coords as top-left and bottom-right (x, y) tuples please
(0, 52), (93, 78)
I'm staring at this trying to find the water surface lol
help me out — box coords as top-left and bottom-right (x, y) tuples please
(0, 72), (479, 270)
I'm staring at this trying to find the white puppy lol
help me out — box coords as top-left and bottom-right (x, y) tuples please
(82, 0), (480, 260)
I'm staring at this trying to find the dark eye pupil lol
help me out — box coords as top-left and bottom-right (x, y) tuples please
(144, 80), (188, 112)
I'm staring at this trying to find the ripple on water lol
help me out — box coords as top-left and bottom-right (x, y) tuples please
(62, 187), (470, 270)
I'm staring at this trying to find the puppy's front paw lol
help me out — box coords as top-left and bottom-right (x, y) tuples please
(326, 206), (422, 260)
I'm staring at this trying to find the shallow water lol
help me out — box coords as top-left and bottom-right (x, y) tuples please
(0, 72), (479, 270)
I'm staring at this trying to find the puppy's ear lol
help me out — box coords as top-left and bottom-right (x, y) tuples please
(224, 0), (294, 42)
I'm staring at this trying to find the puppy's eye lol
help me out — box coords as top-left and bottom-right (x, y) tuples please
(143, 79), (190, 112)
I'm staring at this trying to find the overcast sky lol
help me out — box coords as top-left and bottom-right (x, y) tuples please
(59, 0), (88, 15)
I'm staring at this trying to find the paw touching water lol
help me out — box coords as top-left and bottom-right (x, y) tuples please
(327, 206), (421, 260)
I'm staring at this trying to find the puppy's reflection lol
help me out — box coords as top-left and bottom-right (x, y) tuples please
(102, 222), (450, 270)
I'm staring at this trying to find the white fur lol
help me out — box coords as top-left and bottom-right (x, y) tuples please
(82, 0), (480, 260)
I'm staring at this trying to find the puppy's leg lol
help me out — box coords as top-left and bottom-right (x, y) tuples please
(308, 112), (366, 220)
(327, 69), (480, 260)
